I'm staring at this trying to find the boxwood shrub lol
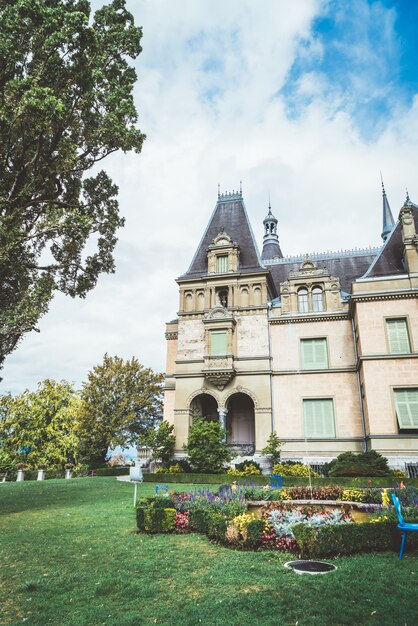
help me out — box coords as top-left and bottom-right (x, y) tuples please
(292, 521), (418, 559)
(144, 508), (176, 533)
(245, 518), (265, 548)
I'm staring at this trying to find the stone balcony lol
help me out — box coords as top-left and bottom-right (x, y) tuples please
(202, 355), (236, 390)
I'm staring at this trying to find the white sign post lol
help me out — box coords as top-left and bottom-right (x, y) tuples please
(130, 466), (143, 506)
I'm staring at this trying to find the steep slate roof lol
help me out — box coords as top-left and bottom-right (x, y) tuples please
(363, 202), (418, 278)
(180, 192), (265, 278)
(265, 251), (378, 295)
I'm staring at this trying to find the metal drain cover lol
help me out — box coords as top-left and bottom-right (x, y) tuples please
(285, 560), (337, 575)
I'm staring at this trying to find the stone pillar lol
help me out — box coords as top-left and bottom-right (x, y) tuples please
(218, 407), (227, 441)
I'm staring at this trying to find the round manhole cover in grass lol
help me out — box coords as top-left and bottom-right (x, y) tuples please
(285, 560), (337, 575)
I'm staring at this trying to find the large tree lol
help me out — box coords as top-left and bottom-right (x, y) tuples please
(76, 355), (163, 467)
(0, 0), (145, 369)
(0, 379), (79, 469)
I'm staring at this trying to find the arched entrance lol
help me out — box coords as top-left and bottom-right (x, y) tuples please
(225, 392), (255, 453)
(189, 393), (218, 423)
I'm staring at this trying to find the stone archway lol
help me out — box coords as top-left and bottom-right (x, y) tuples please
(225, 392), (255, 454)
(189, 393), (219, 423)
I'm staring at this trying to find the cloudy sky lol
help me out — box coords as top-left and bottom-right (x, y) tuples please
(2, 0), (418, 394)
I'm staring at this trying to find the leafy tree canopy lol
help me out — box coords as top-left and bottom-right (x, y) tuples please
(183, 418), (232, 474)
(77, 354), (163, 467)
(0, 378), (79, 469)
(0, 0), (145, 368)
(145, 420), (176, 466)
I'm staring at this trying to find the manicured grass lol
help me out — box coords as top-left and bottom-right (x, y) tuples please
(1, 478), (417, 626)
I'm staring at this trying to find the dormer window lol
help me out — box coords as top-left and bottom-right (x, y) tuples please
(298, 288), (308, 313)
(312, 286), (324, 312)
(216, 255), (229, 273)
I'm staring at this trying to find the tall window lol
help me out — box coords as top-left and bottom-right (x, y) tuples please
(216, 255), (228, 273)
(394, 389), (418, 431)
(210, 330), (227, 355)
(301, 338), (328, 369)
(312, 286), (324, 312)
(303, 399), (335, 438)
(386, 318), (411, 354)
(298, 288), (308, 313)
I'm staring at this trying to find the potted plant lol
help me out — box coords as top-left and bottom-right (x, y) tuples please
(37, 464), (47, 481)
(65, 463), (74, 479)
(16, 462), (29, 481)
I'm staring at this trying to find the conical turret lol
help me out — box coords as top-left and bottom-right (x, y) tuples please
(261, 201), (283, 260)
(381, 176), (395, 242)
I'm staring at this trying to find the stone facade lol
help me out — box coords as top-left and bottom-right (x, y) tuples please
(163, 190), (418, 473)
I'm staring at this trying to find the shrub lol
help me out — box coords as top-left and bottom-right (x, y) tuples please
(273, 463), (319, 478)
(327, 451), (391, 477)
(227, 463), (261, 477)
(234, 460), (262, 473)
(136, 506), (146, 531)
(206, 511), (228, 541)
(288, 485), (344, 500)
(262, 432), (283, 466)
(94, 466), (130, 476)
(189, 508), (211, 534)
(183, 418), (232, 473)
(175, 511), (189, 530)
(155, 464), (182, 474)
(245, 519), (265, 548)
(144, 508), (176, 533)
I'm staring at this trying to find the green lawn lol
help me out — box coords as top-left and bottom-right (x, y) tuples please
(0, 478), (417, 626)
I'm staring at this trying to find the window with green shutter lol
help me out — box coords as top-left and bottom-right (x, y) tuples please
(386, 318), (411, 354)
(394, 389), (418, 430)
(210, 330), (227, 355)
(216, 255), (228, 273)
(301, 338), (328, 369)
(303, 399), (335, 438)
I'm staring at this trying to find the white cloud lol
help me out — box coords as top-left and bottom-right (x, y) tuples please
(2, 0), (418, 393)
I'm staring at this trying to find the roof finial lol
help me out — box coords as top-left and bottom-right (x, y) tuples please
(218, 183), (220, 199)
(240, 180), (242, 195)
(268, 192), (271, 213)
(380, 171), (386, 196)
(406, 187), (410, 203)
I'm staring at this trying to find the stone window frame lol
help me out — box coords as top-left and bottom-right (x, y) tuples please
(391, 386), (418, 434)
(300, 337), (329, 370)
(384, 316), (413, 355)
(302, 396), (337, 439)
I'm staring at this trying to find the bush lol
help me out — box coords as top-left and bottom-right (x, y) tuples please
(273, 463), (319, 478)
(155, 464), (182, 474)
(136, 506), (146, 531)
(292, 520), (418, 558)
(227, 463), (261, 477)
(262, 432), (283, 466)
(234, 460), (262, 473)
(144, 508), (176, 533)
(245, 519), (265, 548)
(183, 418), (232, 473)
(206, 511), (228, 541)
(145, 421), (176, 466)
(189, 508), (211, 534)
(94, 466), (130, 476)
(327, 451), (391, 477)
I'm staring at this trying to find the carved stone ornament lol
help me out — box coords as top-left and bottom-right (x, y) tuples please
(212, 229), (234, 247)
(204, 369), (235, 391)
(205, 306), (229, 319)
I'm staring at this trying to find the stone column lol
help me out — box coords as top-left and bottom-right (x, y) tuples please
(218, 407), (227, 441)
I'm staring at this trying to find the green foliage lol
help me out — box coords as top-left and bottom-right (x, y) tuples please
(0, 379), (79, 469)
(234, 460), (262, 473)
(244, 519), (265, 548)
(94, 466), (130, 477)
(77, 354), (163, 466)
(144, 508), (176, 534)
(188, 508), (210, 534)
(183, 418), (232, 474)
(272, 463), (320, 478)
(145, 421), (175, 466)
(0, 0), (145, 368)
(262, 432), (283, 466)
(227, 463), (261, 476)
(136, 506), (146, 531)
(326, 451), (391, 477)
(206, 511), (227, 541)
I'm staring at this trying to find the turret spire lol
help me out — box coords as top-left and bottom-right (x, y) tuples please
(380, 173), (395, 242)
(261, 198), (283, 260)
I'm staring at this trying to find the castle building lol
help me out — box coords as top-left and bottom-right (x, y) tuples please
(163, 184), (418, 473)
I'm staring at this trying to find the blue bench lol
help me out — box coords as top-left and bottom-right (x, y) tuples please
(391, 493), (418, 559)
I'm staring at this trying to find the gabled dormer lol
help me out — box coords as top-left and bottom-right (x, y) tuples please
(207, 229), (239, 274)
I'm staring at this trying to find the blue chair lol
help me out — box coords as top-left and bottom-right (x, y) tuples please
(156, 484), (169, 495)
(269, 474), (283, 489)
(391, 493), (418, 559)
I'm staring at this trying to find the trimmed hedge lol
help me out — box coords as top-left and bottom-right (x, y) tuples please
(144, 508), (176, 533)
(245, 519), (265, 548)
(94, 467), (130, 477)
(292, 521), (418, 559)
(144, 472), (418, 488)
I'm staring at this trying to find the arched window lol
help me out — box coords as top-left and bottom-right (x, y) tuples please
(312, 286), (324, 312)
(298, 288), (308, 313)
(218, 289), (228, 308)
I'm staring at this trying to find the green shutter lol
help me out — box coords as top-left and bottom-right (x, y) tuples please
(394, 389), (418, 429)
(216, 255), (228, 273)
(301, 339), (328, 369)
(386, 319), (411, 354)
(211, 331), (227, 355)
(304, 399), (335, 438)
